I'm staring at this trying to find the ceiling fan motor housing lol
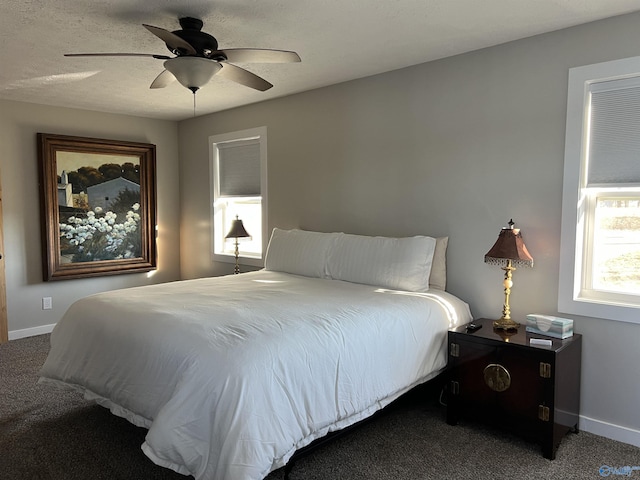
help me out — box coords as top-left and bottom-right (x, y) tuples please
(170, 17), (219, 57)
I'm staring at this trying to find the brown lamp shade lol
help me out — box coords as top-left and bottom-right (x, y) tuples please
(225, 217), (251, 239)
(484, 221), (533, 268)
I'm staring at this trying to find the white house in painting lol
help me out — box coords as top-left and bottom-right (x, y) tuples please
(87, 177), (139, 211)
(57, 170), (73, 207)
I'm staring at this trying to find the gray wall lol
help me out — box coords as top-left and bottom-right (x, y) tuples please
(0, 99), (181, 335)
(178, 13), (640, 442)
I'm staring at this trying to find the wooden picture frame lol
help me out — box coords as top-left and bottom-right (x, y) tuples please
(37, 133), (157, 281)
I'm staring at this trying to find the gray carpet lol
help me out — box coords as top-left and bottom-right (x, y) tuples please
(1, 334), (638, 479)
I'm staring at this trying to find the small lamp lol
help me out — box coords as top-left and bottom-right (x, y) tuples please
(225, 216), (251, 274)
(484, 219), (534, 330)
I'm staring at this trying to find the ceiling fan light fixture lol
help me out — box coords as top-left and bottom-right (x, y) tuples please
(163, 57), (221, 92)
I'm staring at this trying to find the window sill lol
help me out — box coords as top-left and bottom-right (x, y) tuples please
(558, 296), (640, 325)
(213, 252), (264, 268)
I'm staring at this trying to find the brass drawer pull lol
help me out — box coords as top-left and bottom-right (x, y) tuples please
(539, 362), (552, 378)
(483, 363), (511, 392)
(538, 405), (550, 422)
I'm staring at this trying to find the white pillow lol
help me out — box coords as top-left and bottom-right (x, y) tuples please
(326, 233), (436, 292)
(264, 228), (337, 278)
(429, 237), (448, 290)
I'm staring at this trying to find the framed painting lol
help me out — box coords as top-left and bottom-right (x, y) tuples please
(37, 133), (157, 281)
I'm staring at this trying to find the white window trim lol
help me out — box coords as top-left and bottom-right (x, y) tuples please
(559, 56), (640, 325)
(209, 126), (268, 268)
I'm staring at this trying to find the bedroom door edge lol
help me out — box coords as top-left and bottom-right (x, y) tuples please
(0, 178), (7, 343)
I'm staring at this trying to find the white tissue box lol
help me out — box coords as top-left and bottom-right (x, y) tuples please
(525, 314), (574, 339)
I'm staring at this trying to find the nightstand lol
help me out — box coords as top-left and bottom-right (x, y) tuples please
(446, 318), (581, 459)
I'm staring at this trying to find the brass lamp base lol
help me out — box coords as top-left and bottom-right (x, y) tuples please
(493, 259), (519, 331)
(493, 317), (520, 330)
(233, 239), (241, 275)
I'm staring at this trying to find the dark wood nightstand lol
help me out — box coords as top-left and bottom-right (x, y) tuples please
(446, 318), (582, 459)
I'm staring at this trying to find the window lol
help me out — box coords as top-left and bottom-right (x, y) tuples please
(210, 127), (267, 267)
(559, 56), (640, 324)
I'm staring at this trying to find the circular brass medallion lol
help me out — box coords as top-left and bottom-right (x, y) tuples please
(483, 363), (511, 392)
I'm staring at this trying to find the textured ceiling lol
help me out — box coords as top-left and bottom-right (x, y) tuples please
(1, 0), (639, 121)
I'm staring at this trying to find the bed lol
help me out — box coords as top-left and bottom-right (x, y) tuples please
(39, 229), (472, 480)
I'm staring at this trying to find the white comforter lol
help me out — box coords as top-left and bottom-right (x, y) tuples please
(39, 270), (471, 480)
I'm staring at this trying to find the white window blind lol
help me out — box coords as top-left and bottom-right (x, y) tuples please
(588, 77), (640, 186)
(218, 138), (261, 196)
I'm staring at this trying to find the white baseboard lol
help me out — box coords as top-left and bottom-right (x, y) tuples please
(581, 415), (640, 448)
(8, 323), (56, 340)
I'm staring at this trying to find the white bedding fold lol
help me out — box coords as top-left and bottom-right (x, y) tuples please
(39, 270), (471, 480)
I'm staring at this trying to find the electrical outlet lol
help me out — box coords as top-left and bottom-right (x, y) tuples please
(42, 297), (52, 310)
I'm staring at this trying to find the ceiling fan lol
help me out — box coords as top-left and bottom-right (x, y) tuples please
(65, 17), (301, 94)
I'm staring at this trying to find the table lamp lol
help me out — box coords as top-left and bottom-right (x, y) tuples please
(225, 216), (251, 274)
(484, 219), (534, 330)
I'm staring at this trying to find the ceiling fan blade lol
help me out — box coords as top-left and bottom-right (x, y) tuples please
(218, 63), (273, 91)
(143, 24), (197, 56)
(215, 49), (301, 64)
(150, 69), (176, 89)
(65, 53), (171, 59)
